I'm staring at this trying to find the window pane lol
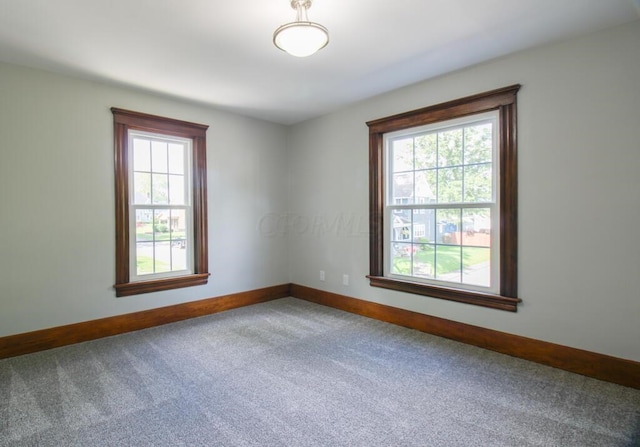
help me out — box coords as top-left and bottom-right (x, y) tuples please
(136, 241), (154, 275)
(133, 138), (151, 172)
(462, 208), (491, 247)
(133, 172), (151, 205)
(169, 174), (185, 205)
(462, 247), (491, 287)
(153, 209), (171, 273)
(415, 133), (437, 169)
(435, 245), (461, 283)
(392, 138), (413, 172)
(413, 209), (435, 243)
(413, 244), (435, 279)
(151, 141), (168, 173)
(135, 207), (154, 276)
(152, 173), (169, 204)
(392, 172), (414, 205)
(154, 241), (171, 273)
(168, 143), (185, 175)
(436, 209), (461, 245)
(464, 163), (492, 203)
(437, 167), (463, 203)
(391, 243), (412, 275)
(464, 123), (493, 164)
(135, 209), (153, 243)
(391, 209), (411, 242)
(154, 209), (170, 238)
(170, 208), (188, 272)
(438, 129), (463, 167)
(415, 170), (437, 204)
(171, 240), (188, 271)
(169, 208), (187, 244)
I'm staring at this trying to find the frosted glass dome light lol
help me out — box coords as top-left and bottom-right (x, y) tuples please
(273, 0), (329, 57)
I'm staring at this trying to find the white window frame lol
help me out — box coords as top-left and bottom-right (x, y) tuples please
(382, 111), (500, 294)
(128, 130), (194, 282)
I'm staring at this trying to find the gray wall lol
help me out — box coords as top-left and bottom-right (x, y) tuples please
(287, 20), (640, 362)
(0, 63), (290, 337)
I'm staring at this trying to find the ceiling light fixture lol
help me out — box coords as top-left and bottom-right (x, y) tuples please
(273, 0), (329, 58)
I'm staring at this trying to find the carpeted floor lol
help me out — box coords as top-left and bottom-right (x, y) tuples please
(1, 297), (639, 446)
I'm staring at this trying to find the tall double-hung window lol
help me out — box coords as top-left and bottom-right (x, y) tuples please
(112, 109), (210, 297)
(367, 86), (521, 311)
(129, 131), (192, 279)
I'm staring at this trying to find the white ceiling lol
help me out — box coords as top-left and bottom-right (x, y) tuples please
(1, 1), (638, 125)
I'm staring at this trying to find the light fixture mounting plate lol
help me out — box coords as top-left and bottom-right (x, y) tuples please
(291, 0), (313, 9)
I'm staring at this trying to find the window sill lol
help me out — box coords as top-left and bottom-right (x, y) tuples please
(115, 273), (210, 297)
(367, 275), (521, 312)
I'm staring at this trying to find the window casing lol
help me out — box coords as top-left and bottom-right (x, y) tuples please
(112, 108), (209, 297)
(367, 86), (521, 311)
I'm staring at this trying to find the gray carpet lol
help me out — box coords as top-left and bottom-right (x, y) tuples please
(1, 297), (639, 446)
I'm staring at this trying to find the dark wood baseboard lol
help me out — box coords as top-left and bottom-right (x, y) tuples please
(0, 284), (290, 360)
(290, 284), (640, 389)
(3, 282), (637, 389)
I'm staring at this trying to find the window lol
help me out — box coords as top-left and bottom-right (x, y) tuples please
(112, 108), (209, 297)
(367, 86), (521, 311)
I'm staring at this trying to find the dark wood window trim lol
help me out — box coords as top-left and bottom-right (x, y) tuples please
(112, 108), (210, 297)
(366, 85), (521, 312)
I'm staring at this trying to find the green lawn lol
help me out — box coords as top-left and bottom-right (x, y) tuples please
(136, 255), (169, 274)
(392, 244), (489, 277)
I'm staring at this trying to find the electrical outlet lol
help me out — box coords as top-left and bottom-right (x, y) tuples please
(320, 270), (325, 281)
(342, 274), (349, 286)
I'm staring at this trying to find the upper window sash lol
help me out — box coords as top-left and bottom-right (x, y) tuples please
(384, 111), (499, 207)
(128, 130), (192, 207)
